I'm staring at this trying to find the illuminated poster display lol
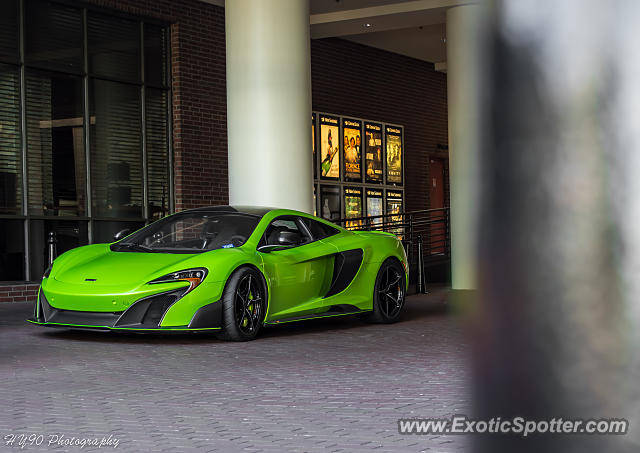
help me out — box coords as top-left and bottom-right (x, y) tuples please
(320, 185), (340, 221)
(312, 113), (316, 179)
(366, 188), (383, 227)
(364, 122), (383, 184)
(386, 190), (404, 238)
(344, 187), (363, 229)
(385, 126), (403, 184)
(320, 115), (340, 179)
(342, 118), (362, 181)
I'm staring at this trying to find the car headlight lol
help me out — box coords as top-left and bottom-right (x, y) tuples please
(147, 268), (207, 295)
(43, 263), (53, 279)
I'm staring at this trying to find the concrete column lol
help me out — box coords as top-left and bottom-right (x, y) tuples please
(225, 0), (313, 212)
(446, 4), (484, 290)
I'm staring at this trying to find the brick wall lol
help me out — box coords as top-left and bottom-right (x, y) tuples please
(311, 38), (449, 213)
(0, 284), (39, 303)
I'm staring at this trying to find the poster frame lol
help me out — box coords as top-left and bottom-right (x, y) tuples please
(318, 114), (341, 181)
(364, 121), (384, 185)
(319, 183), (342, 222)
(344, 186), (364, 228)
(384, 124), (404, 186)
(342, 117), (363, 183)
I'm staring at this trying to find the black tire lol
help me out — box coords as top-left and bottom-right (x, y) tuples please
(216, 267), (266, 341)
(364, 258), (406, 324)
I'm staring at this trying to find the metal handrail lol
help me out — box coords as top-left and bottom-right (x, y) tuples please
(333, 208), (451, 288)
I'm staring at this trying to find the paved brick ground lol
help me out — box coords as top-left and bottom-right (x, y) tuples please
(0, 288), (470, 453)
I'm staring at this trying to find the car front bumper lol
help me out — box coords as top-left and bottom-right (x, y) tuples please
(28, 288), (223, 333)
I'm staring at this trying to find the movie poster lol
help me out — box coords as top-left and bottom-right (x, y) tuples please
(320, 185), (340, 221)
(312, 113), (316, 179)
(385, 126), (403, 184)
(344, 187), (363, 229)
(342, 119), (362, 181)
(365, 122), (383, 184)
(366, 188), (383, 227)
(320, 115), (340, 179)
(386, 190), (404, 239)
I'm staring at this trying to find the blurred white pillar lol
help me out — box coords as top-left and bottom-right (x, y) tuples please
(446, 4), (483, 290)
(474, 1), (640, 451)
(225, 0), (313, 212)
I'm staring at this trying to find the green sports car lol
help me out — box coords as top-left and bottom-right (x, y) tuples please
(29, 206), (408, 341)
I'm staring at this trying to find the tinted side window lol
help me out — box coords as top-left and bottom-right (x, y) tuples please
(301, 218), (339, 240)
(261, 217), (311, 247)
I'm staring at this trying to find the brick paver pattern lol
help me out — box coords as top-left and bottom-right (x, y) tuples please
(0, 288), (469, 452)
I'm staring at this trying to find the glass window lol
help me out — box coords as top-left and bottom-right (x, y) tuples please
(112, 213), (259, 253)
(93, 220), (145, 244)
(0, 0), (19, 64)
(26, 71), (85, 216)
(0, 220), (25, 281)
(261, 217), (311, 247)
(29, 219), (88, 278)
(90, 79), (143, 218)
(300, 217), (339, 240)
(0, 64), (22, 215)
(25, 0), (83, 74)
(88, 12), (140, 82)
(144, 24), (168, 87)
(146, 88), (169, 220)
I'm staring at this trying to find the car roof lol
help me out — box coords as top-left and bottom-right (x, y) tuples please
(182, 205), (278, 217)
(179, 205), (345, 232)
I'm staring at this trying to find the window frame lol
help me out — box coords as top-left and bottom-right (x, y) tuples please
(299, 216), (340, 241)
(258, 215), (315, 251)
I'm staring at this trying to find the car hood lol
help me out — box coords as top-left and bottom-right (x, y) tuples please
(52, 244), (208, 287)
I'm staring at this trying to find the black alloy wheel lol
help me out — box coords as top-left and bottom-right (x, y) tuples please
(364, 259), (406, 323)
(234, 273), (263, 335)
(218, 267), (266, 341)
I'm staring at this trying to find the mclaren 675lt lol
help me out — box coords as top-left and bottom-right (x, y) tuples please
(29, 206), (408, 341)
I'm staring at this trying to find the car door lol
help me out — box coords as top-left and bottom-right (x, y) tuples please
(258, 216), (338, 321)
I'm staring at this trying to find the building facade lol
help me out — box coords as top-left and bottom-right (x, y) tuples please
(0, 0), (448, 301)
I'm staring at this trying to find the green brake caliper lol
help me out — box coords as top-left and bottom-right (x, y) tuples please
(243, 292), (254, 327)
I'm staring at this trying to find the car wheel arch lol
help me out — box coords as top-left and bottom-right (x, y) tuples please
(223, 263), (270, 323)
(378, 256), (407, 287)
(363, 256), (407, 324)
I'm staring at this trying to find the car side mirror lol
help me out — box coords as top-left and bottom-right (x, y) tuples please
(278, 230), (300, 246)
(113, 228), (131, 241)
(257, 244), (284, 253)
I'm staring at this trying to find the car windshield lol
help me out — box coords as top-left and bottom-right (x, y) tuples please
(111, 212), (260, 253)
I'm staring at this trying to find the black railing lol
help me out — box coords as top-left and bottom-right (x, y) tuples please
(334, 208), (451, 288)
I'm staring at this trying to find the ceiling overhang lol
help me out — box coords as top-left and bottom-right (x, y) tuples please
(199, 0), (477, 63)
